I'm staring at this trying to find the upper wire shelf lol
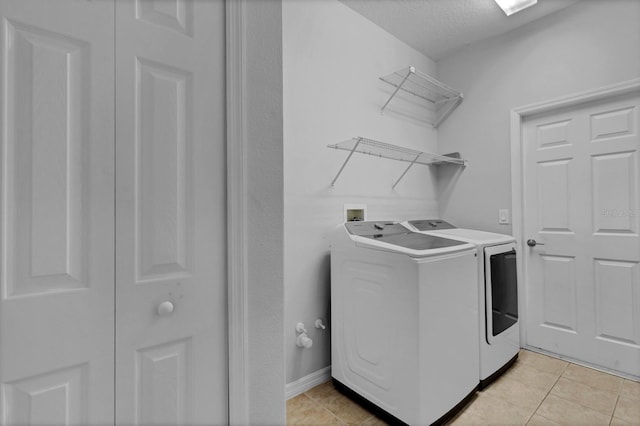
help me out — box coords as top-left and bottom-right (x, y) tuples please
(328, 137), (466, 188)
(379, 66), (463, 128)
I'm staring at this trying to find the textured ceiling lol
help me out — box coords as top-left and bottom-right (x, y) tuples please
(339, 0), (583, 60)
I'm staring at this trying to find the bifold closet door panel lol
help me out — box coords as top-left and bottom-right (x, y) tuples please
(114, 1), (228, 425)
(0, 1), (115, 424)
(0, 1), (229, 424)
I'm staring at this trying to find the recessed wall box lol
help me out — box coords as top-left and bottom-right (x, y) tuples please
(344, 204), (366, 222)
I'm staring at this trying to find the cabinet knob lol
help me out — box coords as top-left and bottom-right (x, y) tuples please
(157, 301), (175, 316)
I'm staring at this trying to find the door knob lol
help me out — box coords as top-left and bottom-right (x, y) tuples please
(527, 239), (545, 247)
(157, 301), (175, 316)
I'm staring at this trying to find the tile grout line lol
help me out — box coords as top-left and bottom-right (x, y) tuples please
(356, 415), (376, 426)
(302, 389), (352, 425)
(541, 361), (625, 424)
(302, 387), (331, 408)
(450, 351), (563, 425)
(297, 392), (347, 426)
(302, 389), (376, 426)
(524, 359), (570, 424)
(303, 382), (379, 425)
(291, 353), (635, 426)
(453, 351), (567, 425)
(543, 391), (616, 424)
(608, 378), (624, 426)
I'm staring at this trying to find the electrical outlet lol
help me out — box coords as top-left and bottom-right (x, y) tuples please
(499, 209), (510, 224)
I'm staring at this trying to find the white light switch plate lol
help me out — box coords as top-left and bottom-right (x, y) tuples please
(499, 209), (510, 224)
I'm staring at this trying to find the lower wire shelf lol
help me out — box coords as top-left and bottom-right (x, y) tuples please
(327, 136), (466, 188)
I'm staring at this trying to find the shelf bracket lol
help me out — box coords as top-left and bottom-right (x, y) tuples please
(380, 66), (414, 114)
(392, 153), (421, 189)
(331, 137), (362, 186)
(434, 95), (463, 128)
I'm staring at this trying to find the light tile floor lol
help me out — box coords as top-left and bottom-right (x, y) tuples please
(286, 350), (640, 425)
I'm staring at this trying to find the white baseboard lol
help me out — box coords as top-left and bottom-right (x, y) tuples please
(285, 366), (332, 400)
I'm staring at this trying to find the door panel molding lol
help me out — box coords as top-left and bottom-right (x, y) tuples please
(0, 1), (116, 422)
(510, 78), (640, 373)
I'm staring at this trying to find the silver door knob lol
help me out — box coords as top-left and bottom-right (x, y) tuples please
(527, 239), (545, 247)
(157, 301), (175, 316)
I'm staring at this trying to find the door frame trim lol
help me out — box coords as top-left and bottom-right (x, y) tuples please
(226, 0), (249, 423)
(509, 77), (640, 346)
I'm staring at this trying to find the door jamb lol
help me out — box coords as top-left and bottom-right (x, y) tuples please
(510, 77), (640, 347)
(226, 0), (249, 423)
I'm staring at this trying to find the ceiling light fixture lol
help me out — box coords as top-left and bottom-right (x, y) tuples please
(494, 0), (538, 16)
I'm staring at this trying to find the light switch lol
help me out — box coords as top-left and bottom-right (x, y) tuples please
(499, 209), (510, 224)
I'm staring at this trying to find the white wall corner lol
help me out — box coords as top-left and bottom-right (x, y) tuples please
(285, 366), (332, 400)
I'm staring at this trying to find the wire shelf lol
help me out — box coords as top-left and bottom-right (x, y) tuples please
(328, 137), (466, 187)
(379, 66), (463, 128)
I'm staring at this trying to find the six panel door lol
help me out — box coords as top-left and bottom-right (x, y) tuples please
(0, 1), (116, 424)
(524, 93), (640, 377)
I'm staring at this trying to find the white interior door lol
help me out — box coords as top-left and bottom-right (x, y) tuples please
(114, 1), (228, 425)
(524, 93), (640, 377)
(0, 1), (115, 424)
(1, 1), (228, 424)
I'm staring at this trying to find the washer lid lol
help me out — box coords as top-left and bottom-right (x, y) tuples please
(426, 228), (516, 245)
(345, 221), (468, 252)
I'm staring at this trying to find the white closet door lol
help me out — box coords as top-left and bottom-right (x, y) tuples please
(524, 93), (640, 377)
(114, 1), (228, 425)
(0, 1), (115, 425)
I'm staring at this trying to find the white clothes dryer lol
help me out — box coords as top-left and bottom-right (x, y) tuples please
(405, 220), (520, 389)
(330, 221), (479, 425)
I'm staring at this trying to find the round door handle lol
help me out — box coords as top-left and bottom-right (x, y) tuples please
(157, 301), (175, 316)
(527, 239), (545, 247)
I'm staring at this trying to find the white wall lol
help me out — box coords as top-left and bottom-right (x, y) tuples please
(436, 0), (640, 234)
(245, 1), (285, 423)
(283, 0), (439, 385)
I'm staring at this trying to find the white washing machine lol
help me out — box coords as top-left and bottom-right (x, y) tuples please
(405, 220), (520, 388)
(330, 221), (479, 425)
